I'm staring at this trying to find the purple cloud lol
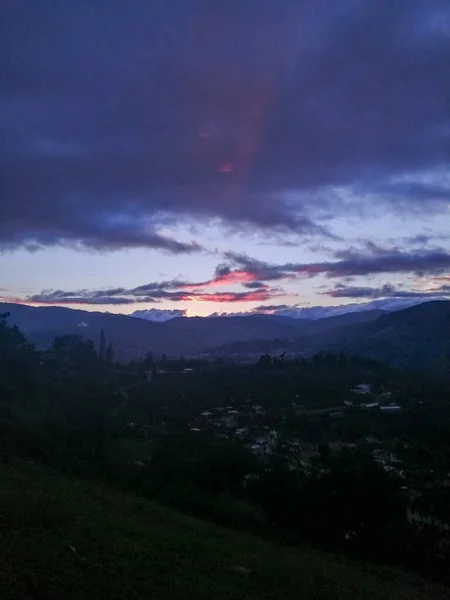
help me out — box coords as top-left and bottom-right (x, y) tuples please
(325, 283), (450, 299)
(226, 248), (450, 279)
(1, 1), (449, 250)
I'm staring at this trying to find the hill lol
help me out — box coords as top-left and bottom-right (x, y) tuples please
(0, 461), (447, 600)
(0, 302), (383, 360)
(205, 301), (450, 374)
(320, 300), (450, 372)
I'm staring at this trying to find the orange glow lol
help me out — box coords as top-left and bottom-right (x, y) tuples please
(214, 270), (256, 284)
(176, 290), (273, 303)
(177, 269), (258, 291)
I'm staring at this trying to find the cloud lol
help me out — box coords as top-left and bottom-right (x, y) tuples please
(325, 283), (450, 299)
(1, 1), (449, 250)
(242, 281), (268, 289)
(0, 222), (202, 254)
(19, 246), (450, 308)
(24, 286), (279, 306)
(226, 247), (450, 279)
(251, 304), (293, 313)
(28, 294), (143, 305)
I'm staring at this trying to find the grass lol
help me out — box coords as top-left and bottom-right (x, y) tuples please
(0, 460), (448, 600)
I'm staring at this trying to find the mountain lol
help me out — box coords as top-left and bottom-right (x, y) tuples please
(320, 300), (450, 372)
(131, 308), (186, 322)
(0, 302), (383, 360)
(204, 310), (387, 355)
(9, 299), (441, 369)
(0, 302), (173, 360)
(263, 298), (433, 319)
(204, 301), (450, 374)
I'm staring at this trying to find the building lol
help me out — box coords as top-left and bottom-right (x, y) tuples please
(352, 383), (372, 395)
(380, 404), (401, 413)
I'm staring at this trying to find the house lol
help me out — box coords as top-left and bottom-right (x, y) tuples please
(221, 415), (238, 429)
(360, 435), (380, 445)
(298, 448), (320, 470)
(250, 443), (265, 456)
(296, 440), (316, 452)
(352, 383), (372, 395)
(235, 428), (248, 438)
(373, 449), (400, 465)
(380, 404), (401, 413)
(362, 402), (380, 409)
(329, 441), (356, 454)
(407, 509), (450, 534)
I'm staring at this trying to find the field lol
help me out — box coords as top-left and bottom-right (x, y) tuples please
(0, 460), (447, 600)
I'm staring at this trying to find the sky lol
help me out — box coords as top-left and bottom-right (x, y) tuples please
(1, 0), (450, 319)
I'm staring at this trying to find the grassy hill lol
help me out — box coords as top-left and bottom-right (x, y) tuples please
(0, 461), (447, 600)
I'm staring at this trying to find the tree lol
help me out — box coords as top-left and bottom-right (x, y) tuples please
(0, 313), (37, 404)
(51, 335), (97, 368)
(145, 351), (154, 369)
(256, 354), (273, 369)
(105, 341), (115, 365)
(99, 330), (106, 361)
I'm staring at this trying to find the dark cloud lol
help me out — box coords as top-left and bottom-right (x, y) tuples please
(252, 304), (293, 312)
(27, 294), (142, 305)
(227, 248), (450, 279)
(23, 285), (279, 306)
(222, 252), (295, 281)
(1, 0), (449, 250)
(19, 244), (450, 309)
(377, 182), (450, 204)
(242, 281), (267, 289)
(325, 283), (450, 299)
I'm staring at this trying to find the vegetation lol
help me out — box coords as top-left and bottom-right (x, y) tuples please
(2, 311), (450, 595)
(0, 461), (447, 600)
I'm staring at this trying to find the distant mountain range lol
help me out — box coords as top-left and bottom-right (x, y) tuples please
(131, 297), (436, 322)
(0, 302), (383, 361)
(2, 300), (448, 373)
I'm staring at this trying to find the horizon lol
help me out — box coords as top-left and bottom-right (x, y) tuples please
(1, 1), (449, 316)
(1, 296), (444, 323)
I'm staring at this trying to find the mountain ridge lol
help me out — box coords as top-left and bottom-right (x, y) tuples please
(0, 302), (383, 360)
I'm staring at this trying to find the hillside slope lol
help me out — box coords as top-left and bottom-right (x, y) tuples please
(321, 300), (450, 372)
(0, 462), (447, 600)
